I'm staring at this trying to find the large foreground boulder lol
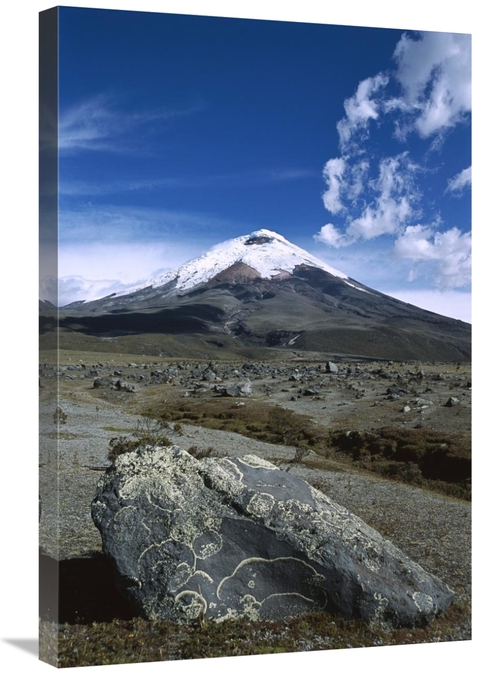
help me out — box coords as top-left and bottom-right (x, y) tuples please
(91, 447), (453, 627)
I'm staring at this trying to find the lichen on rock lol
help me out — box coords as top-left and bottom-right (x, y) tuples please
(92, 446), (454, 627)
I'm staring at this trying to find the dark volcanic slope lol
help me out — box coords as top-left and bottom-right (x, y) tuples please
(50, 264), (471, 362)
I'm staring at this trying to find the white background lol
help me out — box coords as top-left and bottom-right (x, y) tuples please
(1, 1), (493, 672)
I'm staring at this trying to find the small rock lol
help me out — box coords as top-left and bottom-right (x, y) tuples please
(414, 398), (433, 407)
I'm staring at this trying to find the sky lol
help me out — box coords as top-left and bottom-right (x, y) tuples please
(47, 6), (471, 321)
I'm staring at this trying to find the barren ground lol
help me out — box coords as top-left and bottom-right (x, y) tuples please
(39, 351), (471, 665)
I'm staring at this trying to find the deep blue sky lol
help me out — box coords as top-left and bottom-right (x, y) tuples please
(54, 6), (471, 320)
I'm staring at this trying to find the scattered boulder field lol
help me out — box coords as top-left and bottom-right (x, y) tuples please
(40, 355), (472, 438)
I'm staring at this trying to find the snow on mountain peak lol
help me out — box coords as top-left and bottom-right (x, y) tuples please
(120, 229), (348, 296)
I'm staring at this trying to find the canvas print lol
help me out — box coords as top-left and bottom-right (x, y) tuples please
(39, 5), (471, 668)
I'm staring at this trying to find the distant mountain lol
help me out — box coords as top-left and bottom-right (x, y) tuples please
(50, 230), (471, 362)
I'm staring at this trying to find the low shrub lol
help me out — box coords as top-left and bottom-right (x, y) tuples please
(107, 415), (173, 462)
(267, 407), (311, 446)
(327, 426), (470, 498)
(53, 406), (68, 425)
(186, 445), (219, 459)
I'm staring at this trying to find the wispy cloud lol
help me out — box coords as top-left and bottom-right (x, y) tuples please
(262, 168), (315, 182)
(446, 166), (472, 195)
(59, 177), (186, 197)
(59, 203), (234, 245)
(59, 94), (204, 154)
(59, 167), (314, 197)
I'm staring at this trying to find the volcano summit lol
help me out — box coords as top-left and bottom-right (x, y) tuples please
(52, 230), (471, 362)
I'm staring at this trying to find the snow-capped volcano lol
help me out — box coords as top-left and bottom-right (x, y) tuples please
(55, 228), (470, 362)
(119, 229), (348, 296)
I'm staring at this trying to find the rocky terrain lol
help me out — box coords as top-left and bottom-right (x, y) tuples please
(39, 349), (471, 666)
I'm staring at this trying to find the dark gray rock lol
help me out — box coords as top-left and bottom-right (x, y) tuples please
(326, 362), (338, 373)
(445, 397), (460, 407)
(114, 379), (135, 393)
(92, 447), (454, 628)
(387, 385), (408, 396)
(94, 377), (135, 392)
(93, 377), (111, 388)
(218, 385), (239, 397)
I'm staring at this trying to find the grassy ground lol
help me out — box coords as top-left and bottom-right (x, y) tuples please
(41, 601), (470, 668)
(140, 396), (471, 500)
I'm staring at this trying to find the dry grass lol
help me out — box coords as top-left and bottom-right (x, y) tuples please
(47, 599), (470, 667)
(141, 396), (471, 499)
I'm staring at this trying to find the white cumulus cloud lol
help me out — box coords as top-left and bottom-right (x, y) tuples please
(315, 154), (417, 245)
(313, 224), (349, 248)
(347, 197), (412, 240)
(337, 74), (389, 152)
(393, 32), (471, 138)
(394, 225), (471, 288)
(315, 29), (471, 296)
(321, 158), (346, 215)
(346, 154), (416, 240)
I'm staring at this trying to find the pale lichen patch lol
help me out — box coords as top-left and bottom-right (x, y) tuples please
(240, 455), (279, 470)
(370, 592), (390, 627)
(247, 492), (276, 519)
(413, 591), (435, 613)
(174, 590), (207, 622)
(193, 530), (223, 559)
(201, 460), (245, 498)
